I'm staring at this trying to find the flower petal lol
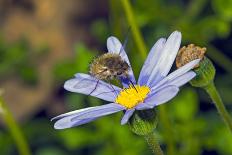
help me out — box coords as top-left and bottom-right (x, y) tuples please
(51, 107), (95, 121)
(121, 109), (135, 125)
(54, 117), (97, 129)
(71, 103), (125, 120)
(151, 59), (200, 90)
(138, 38), (166, 85)
(151, 72), (195, 94)
(165, 71), (196, 87)
(158, 59), (200, 84)
(107, 36), (136, 85)
(53, 103), (125, 129)
(146, 31), (182, 86)
(65, 73), (121, 102)
(136, 86), (179, 110)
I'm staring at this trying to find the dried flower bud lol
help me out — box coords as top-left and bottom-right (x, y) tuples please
(128, 109), (158, 136)
(176, 44), (206, 68)
(176, 44), (215, 88)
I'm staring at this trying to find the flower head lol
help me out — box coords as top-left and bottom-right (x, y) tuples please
(176, 44), (206, 68)
(52, 31), (200, 129)
(176, 44), (215, 88)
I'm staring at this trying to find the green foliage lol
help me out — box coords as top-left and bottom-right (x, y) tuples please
(35, 147), (66, 155)
(91, 19), (110, 44)
(0, 37), (48, 85)
(212, 0), (232, 21)
(53, 43), (97, 82)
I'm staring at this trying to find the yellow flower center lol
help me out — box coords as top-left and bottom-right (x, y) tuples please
(115, 85), (150, 109)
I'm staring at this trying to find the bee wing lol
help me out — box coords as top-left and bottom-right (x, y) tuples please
(107, 37), (136, 85)
(107, 36), (129, 63)
(120, 27), (131, 55)
(64, 73), (121, 102)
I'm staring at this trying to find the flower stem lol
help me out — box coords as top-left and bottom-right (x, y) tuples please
(204, 82), (232, 132)
(144, 133), (164, 155)
(0, 94), (31, 155)
(120, 0), (147, 60)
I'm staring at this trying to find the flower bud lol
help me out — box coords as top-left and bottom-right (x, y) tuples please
(176, 44), (215, 88)
(176, 44), (206, 68)
(128, 109), (158, 136)
(190, 57), (215, 87)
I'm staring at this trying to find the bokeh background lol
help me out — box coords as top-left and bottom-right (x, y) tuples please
(0, 0), (232, 155)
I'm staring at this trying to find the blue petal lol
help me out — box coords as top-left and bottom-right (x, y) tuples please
(53, 103), (125, 129)
(54, 117), (97, 129)
(138, 38), (166, 85)
(146, 31), (182, 86)
(107, 36), (136, 86)
(136, 86), (179, 110)
(71, 103), (125, 120)
(65, 73), (121, 102)
(151, 59), (200, 90)
(156, 59), (200, 85)
(164, 71), (196, 88)
(51, 106), (95, 121)
(121, 109), (135, 125)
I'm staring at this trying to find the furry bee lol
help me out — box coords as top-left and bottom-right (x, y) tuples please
(89, 53), (130, 80)
(88, 52), (131, 96)
(87, 31), (133, 95)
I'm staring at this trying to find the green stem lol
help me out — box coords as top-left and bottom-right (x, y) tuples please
(109, 0), (123, 36)
(120, 0), (147, 60)
(144, 133), (164, 155)
(0, 96), (31, 155)
(185, 0), (208, 19)
(204, 82), (232, 132)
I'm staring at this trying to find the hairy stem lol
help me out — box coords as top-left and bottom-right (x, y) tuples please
(204, 82), (232, 132)
(145, 133), (164, 155)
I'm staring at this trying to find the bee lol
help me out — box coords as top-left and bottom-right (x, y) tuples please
(87, 51), (131, 96)
(89, 53), (130, 80)
(87, 29), (135, 95)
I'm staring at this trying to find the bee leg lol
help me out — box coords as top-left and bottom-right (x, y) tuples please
(110, 84), (117, 97)
(129, 79), (138, 92)
(106, 79), (117, 97)
(88, 80), (100, 96)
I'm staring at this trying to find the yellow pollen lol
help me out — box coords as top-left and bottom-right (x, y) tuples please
(115, 85), (150, 109)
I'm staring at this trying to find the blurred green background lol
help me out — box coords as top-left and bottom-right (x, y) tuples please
(0, 0), (232, 155)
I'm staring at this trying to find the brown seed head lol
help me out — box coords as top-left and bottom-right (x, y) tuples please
(176, 44), (206, 68)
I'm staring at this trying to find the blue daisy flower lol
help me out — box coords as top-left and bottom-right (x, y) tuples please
(52, 31), (200, 129)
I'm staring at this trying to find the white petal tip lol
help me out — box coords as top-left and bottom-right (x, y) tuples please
(107, 36), (120, 45)
(107, 36), (117, 40)
(173, 30), (181, 35)
(120, 121), (127, 125)
(167, 31), (182, 43)
(63, 79), (74, 91)
(54, 123), (67, 130)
